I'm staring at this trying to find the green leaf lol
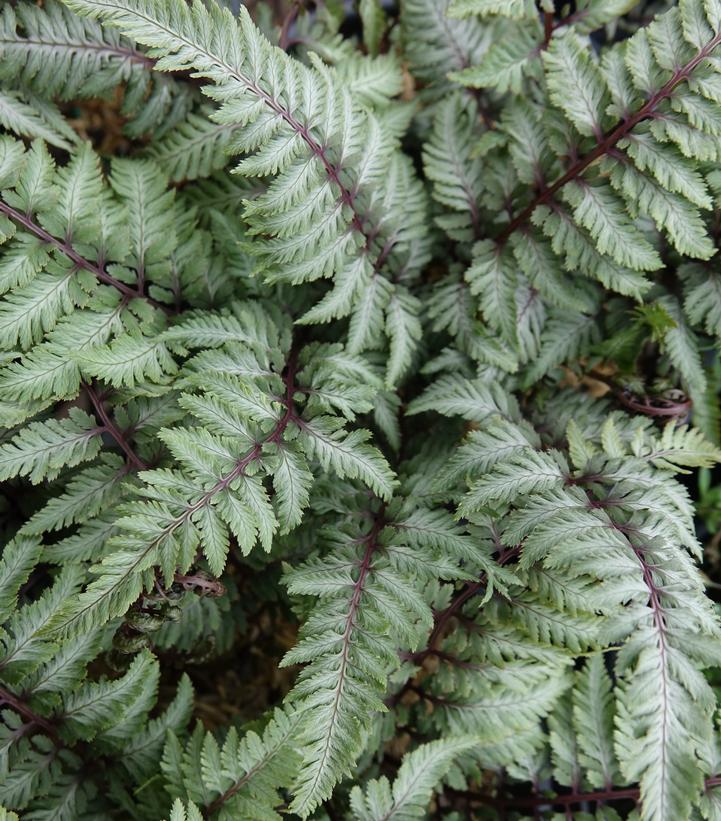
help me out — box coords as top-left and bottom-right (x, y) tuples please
(0, 408), (101, 484)
(0, 89), (75, 150)
(544, 32), (609, 138)
(62, 651), (157, 741)
(465, 240), (518, 344)
(573, 654), (619, 789)
(0, 537), (42, 624)
(350, 736), (478, 820)
(459, 449), (565, 512)
(75, 333), (178, 388)
(299, 417), (396, 501)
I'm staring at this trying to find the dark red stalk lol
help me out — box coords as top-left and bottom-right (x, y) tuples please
(278, 0), (302, 51)
(0, 685), (58, 741)
(0, 200), (162, 307)
(497, 29), (721, 246)
(542, 11), (554, 50)
(84, 382), (148, 471)
(59, 352), (301, 634)
(0, 36), (156, 69)
(408, 545), (520, 665)
(450, 775), (721, 811)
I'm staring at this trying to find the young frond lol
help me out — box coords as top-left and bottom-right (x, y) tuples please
(349, 736), (478, 820)
(281, 491), (487, 816)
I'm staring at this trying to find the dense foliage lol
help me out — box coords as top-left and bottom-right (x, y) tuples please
(4, 0), (721, 817)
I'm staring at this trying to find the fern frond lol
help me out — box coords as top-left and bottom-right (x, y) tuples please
(281, 492), (487, 816)
(62, 0), (430, 384)
(431, 0), (721, 371)
(0, 87), (76, 150)
(349, 736), (478, 820)
(416, 379), (721, 820)
(402, 0), (490, 100)
(49, 318), (394, 636)
(0, 408), (102, 484)
(162, 707), (301, 819)
(0, 0), (192, 136)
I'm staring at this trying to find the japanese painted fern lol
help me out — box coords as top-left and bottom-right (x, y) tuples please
(3, 0), (721, 819)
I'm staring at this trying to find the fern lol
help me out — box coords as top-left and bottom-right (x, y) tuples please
(414, 0), (721, 411)
(48, 321), (395, 637)
(161, 707), (301, 819)
(0, 0), (194, 137)
(281, 486), (494, 814)
(62, 0), (430, 387)
(0, 88), (77, 150)
(3, 0), (721, 819)
(0, 538), (193, 819)
(349, 736), (478, 820)
(408, 379), (721, 819)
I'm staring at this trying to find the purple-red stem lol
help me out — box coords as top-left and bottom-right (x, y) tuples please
(0, 685), (58, 741)
(452, 775), (721, 811)
(0, 200), (162, 307)
(84, 382), (148, 471)
(278, 0), (302, 51)
(409, 545), (521, 664)
(497, 29), (721, 246)
(207, 501), (386, 814)
(542, 11), (554, 50)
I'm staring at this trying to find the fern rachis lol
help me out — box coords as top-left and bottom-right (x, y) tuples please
(4, 1), (721, 819)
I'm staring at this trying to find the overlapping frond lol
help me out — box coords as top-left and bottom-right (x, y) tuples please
(1, 0), (721, 818)
(0, 538), (193, 819)
(162, 707), (301, 819)
(0, 0), (193, 136)
(412, 0), (721, 397)
(280, 488), (493, 816)
(411, 380), (721, 820)
(50, 316), (394, 637)
(63, 0), (430, 385)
